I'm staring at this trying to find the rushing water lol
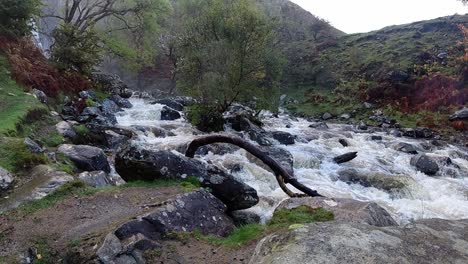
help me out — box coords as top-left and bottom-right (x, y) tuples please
(116, 98), (468, 224)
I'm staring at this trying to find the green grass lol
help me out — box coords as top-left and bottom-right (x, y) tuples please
(32, 238), (54, 264)
(74, 124), (89, 136)
(41, 131), (65, 148)
(268, 206), (334, 227)
(0, 55), (44, 135)
(0, 137), (48, 173)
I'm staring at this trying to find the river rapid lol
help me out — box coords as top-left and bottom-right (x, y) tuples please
(116, 98), (468, 224)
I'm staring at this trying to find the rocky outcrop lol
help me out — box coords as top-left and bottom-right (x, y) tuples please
(271, 131), (295, 145)
(160, 106), (181, 120)
(58, 144), (111, 173)
(78, 171), (113, 188)
(337, 168), (414, 192)
(0, 166), (13, 191)
(250, 219), (468, 264)
(97, 190), (235, 264)
(115, 145), (259, 210)
(410, 154), (439, 175)
(276, 197), (397, 227)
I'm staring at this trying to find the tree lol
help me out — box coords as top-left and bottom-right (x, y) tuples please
(0, 0), (40, 37)
(44, 0), (168, 74)
(177, 0), (283, 115)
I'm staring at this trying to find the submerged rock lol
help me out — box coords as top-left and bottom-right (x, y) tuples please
(337, 168), (414, 191)
(410, 154), (439, 175)
(276, 197), (397, 227)
(58, 144), (111, 173)
(308, 122), (329, 130)
(393, 142), (418, 154)
(250, 219), (468, 264)
(115, 145), (259, 210)
(271, 131), (295, 145)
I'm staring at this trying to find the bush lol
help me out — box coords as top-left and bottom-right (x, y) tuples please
(0, 0), (40, 37)
(186, 104), (225, 132)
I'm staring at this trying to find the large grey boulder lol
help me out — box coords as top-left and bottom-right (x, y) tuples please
(98, 190), (235, 264)
(78, 171), (113, 188)
(337, 168), (414, 192)
(276, 197), (397, 227)
(109, 95), (133, 108)
(249, 219), (468, 264)
(58, 144), (111, 173)
(100, 98), (121, 114)
(56, 121), (77, 138)
(115, 145), (259, 211)
(0, 166), (13, 191)
(410, 154), (439, 175)
(227, 116), (272, 146)
(449, 107), (468, 121)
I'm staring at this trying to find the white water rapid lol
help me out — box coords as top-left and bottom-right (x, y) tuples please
(116, 98), (468, 224)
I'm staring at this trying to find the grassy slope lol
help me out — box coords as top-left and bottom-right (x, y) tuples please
(0, 55), (43, 135)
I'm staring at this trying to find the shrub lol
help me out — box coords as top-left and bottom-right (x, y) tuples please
(0, 0), (40, 37)
(186, 104), (225, 132)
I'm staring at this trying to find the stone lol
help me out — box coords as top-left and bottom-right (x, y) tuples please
(410, 154), (439, 175)
(402, 127), (433, 139)
(104, 130), (129, 150)
(340, 113), (352, 120)
(322, 113), (333, 120)
(56, 121), (77, 138)
(393, 142), (418, 154)
(227, 116), (272, 146)
(370, 135), (382, 141)
(58, 144), (110, 173)
(150, 98), (184, 111)
(363, 102), (374, 109)
(78, 171), (113, 188)
(79, 90), (95, 99)
(357, 121), (368, 130)
(449, 107), (468, 121)
(160, 106), (181, 120)
(337, 168), (414, 191)
(229, 210), (261, 226)
(338, 139), (349, 147)
(115, 145), (258, 211)
(276, 197), (397, 227)
(32, 88), (47, 104)
(271, 131), (295, 145)
(250, 219), (468, 264)
(308, 122), (329, 130)
(389, 129), (402, 137)
(62, 105), (79, 117)
(24, 138), (43, 153)
(109, 95), (133, 108)
(100, 98), (121, 114)
(0, 166), (13, 191)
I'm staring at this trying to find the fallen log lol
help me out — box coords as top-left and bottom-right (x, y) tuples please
(333, 152), (358, 164)
(185, 135), (323, 197)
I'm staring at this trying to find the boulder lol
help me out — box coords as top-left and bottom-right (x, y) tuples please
(322, 113), (333, 120)
(340, 113), (352, 120)
(308, 122), (329, 130)
(246, 146), (294, 176)
(32, 88), (47, 104)
(115, 145), (259, 210)
(338, 139), (349, 147)
(227, 116), (272, 146)
(410, 154), (439, 175)
(389, 129), (402, 137)
(271, 131), (295, 145)
(100, 98), (121, 114)
(0, 166), (13, 191)
(250, 219), (468, 264)
(393, 142), (418, 154)
(24, 138), (43, 153)
(79, 90), (95, 99)
(160, 106), (181, 120)
(98, 190), (235, 264)
(150, 99), (184, 111)
(109, 95), (133, 108)
(337, 168), (414, 191)
(370, 135), (382, 141)
(78, 171), (113, 188)
(229, 210), (261, 226)
(449, 107), (468, 121)
(357, 121), (368, 130)
(104, 130), (129, 150)
(56, 121), (77, 138)
(58, 144), (111, 173)
(402, 127), (433, 139)
(276, 197), (397, 227)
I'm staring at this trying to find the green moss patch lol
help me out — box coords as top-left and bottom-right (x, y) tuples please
(0, 137), (48, 172)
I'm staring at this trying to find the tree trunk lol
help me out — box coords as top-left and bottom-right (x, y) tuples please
(185, 135), (323, 198)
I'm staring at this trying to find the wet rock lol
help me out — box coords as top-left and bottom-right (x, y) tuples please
(160, 106), (181, 120)
(250, 219), (468, 264)
(271, 131), (295, 145)
(339, 139), (349, 147)
(402, 127), (433, 139)
(58, 144), (111, 173)
(333, 152), (357, 164)
(340, 113), (352, 120)
(150, 99), (184, 111)
(104, 130), (129, 150)
(227, 116), (272, 146)
(56, 121), (77, 138)
(195, 143), (240, 156)
(337, 168), (414, 191)
(410, 154), (439, 175)
(92, 73), (133, 98)
(109, 95), (133, 108)
(357, 121), (368, 130)
(276, 197), (397, 227)
(246, 146), (294, 176)
(24, 138), (43, 153)
(389, 129), (402, 137)
(78, 171), (113, 188)
(449, 107), (468, 121)
(370, 135), (382, 141)
(229, 210), (261, 226)
(100, 98), (121, 114)
(0, 166), (13, 191)
(308, 122), (329, 130)
(32, 88), (47, 104)
(322, 113), (333, 120)
(115, 145), (259, 210)
(393, 142), (418, 154)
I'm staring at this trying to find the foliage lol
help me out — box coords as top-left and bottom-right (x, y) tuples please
(42, 132), (65, 148)
(0, 37), (90, 98)
(0, 137), (48, 172)
(50, 24), (102, 75)
(0, 0), (40, 37)
(74, 124), (90, 137)
(177, 0), (282, 113)
(186, 105), (225, 132)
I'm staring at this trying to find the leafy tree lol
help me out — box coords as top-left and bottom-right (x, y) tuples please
(177, 0), (283, 115)
(0, 0), (40, 37)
